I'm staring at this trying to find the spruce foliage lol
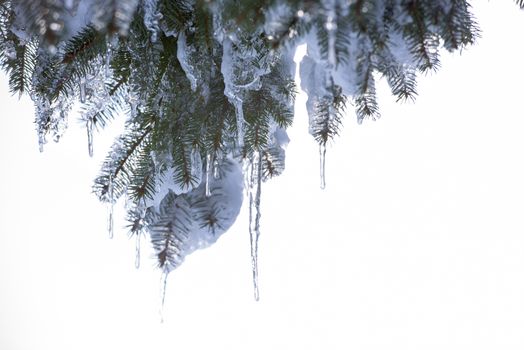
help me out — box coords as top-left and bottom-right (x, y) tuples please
(0, 0), (503, 296)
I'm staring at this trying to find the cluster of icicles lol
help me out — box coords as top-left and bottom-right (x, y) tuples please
(37, 53), (329, 316)
(32, 8), (334, 316)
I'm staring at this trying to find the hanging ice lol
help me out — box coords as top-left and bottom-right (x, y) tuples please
(105, 38), (113, 79)
(325, 2), (337, 68)
(135, 233), (141, 269)
(234, 101), (245, 148)
(159, 269), (168, 323)
(143, 0), (160, 42)
(108, 202), (114, 239)
(319, 143), (326, 190)
(190, 147), (203, 187)
(248, 152), (263, 301)
(86, 118), (94, 157)
(213, 158), (220, 179)
(220, 38), (245, 148)
(32, 94), (70, 152)
(108, 172), (114, 239)
(205, 153), (212, 197)
(38, 132), (45, 153)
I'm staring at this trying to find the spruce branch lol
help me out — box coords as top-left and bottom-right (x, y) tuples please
(311, 85), (346, 145)
(0, 0), (492, 296)
(93, 121), (153, 203)
(3, 37), (37, 95)
(149, 192), (192, 271)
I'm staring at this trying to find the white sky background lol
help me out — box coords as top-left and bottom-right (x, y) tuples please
(1, 2), (524, 349)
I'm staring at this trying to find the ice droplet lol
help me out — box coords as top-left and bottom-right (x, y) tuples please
(135, 233), (141, 269)
(248, 152), (263, 301)
(159, 270), (168, 323)
(108, 172), (114, 239)
(205, 153), (212, 197)
(86, 118), (93, 157)
(319, 143), (326, 189)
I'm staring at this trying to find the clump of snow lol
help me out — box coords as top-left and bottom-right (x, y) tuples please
(150, 157), (244, 267)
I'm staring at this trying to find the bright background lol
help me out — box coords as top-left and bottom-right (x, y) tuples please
(1, 2), (524, 349)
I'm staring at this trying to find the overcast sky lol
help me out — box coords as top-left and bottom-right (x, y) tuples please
(1, 2), (524, 350)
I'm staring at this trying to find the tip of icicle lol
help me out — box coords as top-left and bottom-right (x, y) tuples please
(253, 287), (260, 302)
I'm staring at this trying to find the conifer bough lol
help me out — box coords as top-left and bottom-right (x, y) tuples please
(1, 0), (517, 300)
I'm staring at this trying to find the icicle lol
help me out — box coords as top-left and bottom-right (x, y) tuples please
(235, 100), (245, 148)
(326, 11), (337, 68)
(135, 233), (141, 269)
(319, 143), (326, 190)
(159, 269), (169, 323)
(205, 153), (212, 197)
(38, 132), (45, 153)
(79, 78), (86, 103)
(104, 38), (112, 80)
(86, 118), (93, 157)
(108, 172), (114, 239)
(143, 0), (160, 42)
(220, 38), (245, 148)
(248, 152), (263, 301)
(324, 0), (337, 68)
(190, 147), (203, 186)
(108, 203), (114, 239)
(213, 158), (220, 179)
